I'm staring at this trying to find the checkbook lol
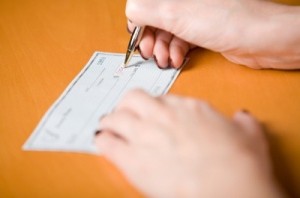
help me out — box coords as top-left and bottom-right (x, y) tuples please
(23, 52), (182, 154)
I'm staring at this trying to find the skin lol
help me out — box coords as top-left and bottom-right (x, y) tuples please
(95, 90), (284, 197)
(95, 0), (300, 196)
(126, 0), (300, 69)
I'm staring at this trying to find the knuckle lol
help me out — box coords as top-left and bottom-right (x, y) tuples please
(99, 115), (111, 127)
(158, 106), (177, 123)
(120, 89), (144, 104)
(184, 98), (202, 109)
(126, 89), (145, 98)
(184, 98), (213, 113)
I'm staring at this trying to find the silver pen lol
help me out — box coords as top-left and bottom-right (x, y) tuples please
(123, 26), (145, 67)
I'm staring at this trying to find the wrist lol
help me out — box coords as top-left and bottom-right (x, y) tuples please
(230, 1), (300, 69)
(176, 155), (284, 198)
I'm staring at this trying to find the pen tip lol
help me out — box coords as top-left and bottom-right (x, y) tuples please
(114, 63), (126, 77)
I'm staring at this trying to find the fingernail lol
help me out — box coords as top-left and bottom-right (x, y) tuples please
(126, 25), (132, 34)
(95, 130), (102, 136)
(241, 109), (249, 114)
(179, 58), (187, 68)
(137, 46), (148, 60)
(153, 55), (162, 68)
(99, 114), (106, 121)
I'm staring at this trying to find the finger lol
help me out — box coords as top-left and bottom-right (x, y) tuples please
(158, 94), (217, 124)
(127, 25), (132, 34)
(137, 27), (155, 59)
(233, 110), (265, 140)
(116, 89), (165, 118)
(95, 131), (132, 166)
(127, 19), (135, 33)
(100, 109), (141, 142)
(153, 30), (173, 68)
(126, 20), (155, 60)
(168, 36), (190, 68)
(158, 94), (184, 107)
(160, 94), (213, 113)
(233, 110), (270, 167)
(233, 110), (263, 133)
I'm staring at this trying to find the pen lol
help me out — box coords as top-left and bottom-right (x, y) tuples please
(123, 26), (145, 67)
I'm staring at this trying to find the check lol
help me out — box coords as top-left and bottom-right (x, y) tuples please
(23, 52), (182, 154)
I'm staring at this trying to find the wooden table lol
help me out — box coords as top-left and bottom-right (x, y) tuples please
(1, 0), (299, 197)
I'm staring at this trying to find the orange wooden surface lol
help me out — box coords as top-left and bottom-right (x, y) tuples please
(0, 0), (300, 197)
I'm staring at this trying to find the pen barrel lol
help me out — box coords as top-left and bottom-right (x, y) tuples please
(128, 26), (145, 51)
(124, 26), (145, 67)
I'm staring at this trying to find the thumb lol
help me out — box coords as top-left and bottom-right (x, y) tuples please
(233, 110), (269, 154)
(233, 110), (272, 173)
(233, 110), (264, 137)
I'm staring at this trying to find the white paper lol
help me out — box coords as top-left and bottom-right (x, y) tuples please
(23, 52), (182, 154)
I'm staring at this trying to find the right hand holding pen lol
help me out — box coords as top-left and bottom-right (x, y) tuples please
(126, 0), (300, 70)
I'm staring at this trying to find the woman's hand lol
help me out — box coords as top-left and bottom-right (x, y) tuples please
(126, 0), (300, 69)
(127, 24), (195, 69)
(95, 90), (283, 197)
